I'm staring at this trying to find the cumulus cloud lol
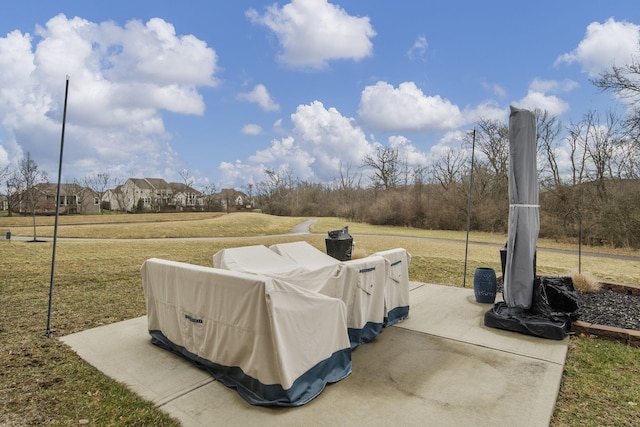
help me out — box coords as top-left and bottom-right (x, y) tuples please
(0, 14), (218, 178)
(237, 84), (280, 111)
(529, 78), (578, 94)
(388, 135), (429, 166)
(242, 124), (263, 135)
(556, 18), (640, 77)
(246, 0), (376, 69)
(220, 101), (373, 185)
(407, 35), (427, 61)
(358, 81), (464, 132)
(513, 91), (570, 116)
(511, 79), (574, 116)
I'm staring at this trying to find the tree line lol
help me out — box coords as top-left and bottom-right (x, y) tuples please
(251, 57), (640, 249)
(2, 51), (639, 248)
(250, 105), (639, 248)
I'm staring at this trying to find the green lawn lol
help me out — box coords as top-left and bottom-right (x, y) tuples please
(0, 212), (638, 425)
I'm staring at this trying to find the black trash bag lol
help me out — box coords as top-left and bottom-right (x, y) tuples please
(483, 302), (571, 340)
(530, 276), (581, 323)
(484, 275), (581, 340)
(325, 226), (353, 261)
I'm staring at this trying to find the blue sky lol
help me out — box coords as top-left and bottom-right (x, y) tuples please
(1, 1), (639, 190)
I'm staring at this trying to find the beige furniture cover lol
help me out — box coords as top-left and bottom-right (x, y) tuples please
(141, 258), (351, 406)
(213, 245), (386, 347)
(270, 242), (411, 326)
(373, 248), (412, 325)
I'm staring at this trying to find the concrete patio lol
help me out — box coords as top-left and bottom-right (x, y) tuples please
(61, 282), (568, 427)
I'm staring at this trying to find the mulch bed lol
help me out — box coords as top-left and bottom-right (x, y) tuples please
(573, 283), (640, 347)
(577, 288), (640, 332)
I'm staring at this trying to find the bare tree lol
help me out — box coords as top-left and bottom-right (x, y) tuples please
(0, 164), (8, 186)
(110, 177), (125, 212)
(178, 169), (196, 210)
(591, 43), (640, 157)
(535, 109), (563, 189)
(361, 146), (400, 190)
(83, 172), (111, 214)
(5, 169), (22, 217)
(202, 183), (220, 211)
(431, 147), (467, 191)
(255, 168), (298, 215)
(73, 179), (95, 214)
(336, 160), (362, 191)
(220, 187), (237, 213)
(474, 118), (509, 182)
(565, 119), (589, 186)
(0, 164), (9, 213)
(19, 153), (48, 240)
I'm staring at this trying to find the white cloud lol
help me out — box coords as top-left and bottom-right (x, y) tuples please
(0, 144), (9, 168)
(272, 118), (286, 134)
(529, 78), (578, 94)
(220, 101), (373, 185)
(358, 81), (464, 132)
(388, 135), (429, 167)
(510, 79), (575, 117)
(242, 124), (263, 135)
(237, 84), (280, 111)
(0, 14), (218, 179)
(513, 91), (570, 117)
(556, 18), (640, 77)
(407, 35), (427, 61)
(460, 100), (508, 124)
(482, 82), (507, 99)
(246, 0), (376, 69)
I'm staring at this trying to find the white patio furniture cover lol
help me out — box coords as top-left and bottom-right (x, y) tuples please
(373, 248), (412, 325)
(270, 241), (411, 326)
(270, 241), (340, 269)
(213, 245), (386, 347)
(141, 258), (351, 406)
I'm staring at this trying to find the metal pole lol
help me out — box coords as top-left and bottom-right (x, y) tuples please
(563, 210), (582, 275)
(577, 213), (582, 274)
(463, 129), (476, 288)
(46, 76), (69, 338)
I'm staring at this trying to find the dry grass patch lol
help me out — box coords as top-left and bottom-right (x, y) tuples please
(3, 212), (304, 239)
(570, 269), (602, 293)
(1, 214), (638, 425)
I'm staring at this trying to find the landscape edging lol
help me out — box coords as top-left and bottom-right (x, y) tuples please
(571, 281), (640, 347)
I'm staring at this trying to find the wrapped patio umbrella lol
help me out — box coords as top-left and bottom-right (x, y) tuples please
(503, 106), (539, 309)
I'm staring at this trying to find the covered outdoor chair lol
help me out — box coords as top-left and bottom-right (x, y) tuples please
(270, 241), (411, 326)
(373, 248), (411, 326)
(141, 258), (352, 406)
(213, 244), (386, 347)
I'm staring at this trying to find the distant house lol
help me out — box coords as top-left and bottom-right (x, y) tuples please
(19, 183), (100, 215)
(170, 182), (204, 211)
(0, 194), (7, 211)
(219, 188), (252, 211)
(104, 178), (204, 212)
(102, 185), (124, 212)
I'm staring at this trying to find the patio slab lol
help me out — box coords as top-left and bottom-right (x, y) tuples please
(61, 283), (568, 427)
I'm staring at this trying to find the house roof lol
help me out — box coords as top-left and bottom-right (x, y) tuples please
(144, 178), (170, 190)
(34, 183), (96, 196)
(169, 182), (203, 195)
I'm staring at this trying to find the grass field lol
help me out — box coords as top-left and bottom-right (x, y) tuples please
(1, 212), (638, 425)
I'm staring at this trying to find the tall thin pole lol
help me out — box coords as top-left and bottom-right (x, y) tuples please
(563, 210), (582, 274)
(46, 76), (69, 338)
(463, 129), (476, 288)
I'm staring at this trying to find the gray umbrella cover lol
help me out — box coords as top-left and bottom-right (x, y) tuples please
(504, 106), (539, 309)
